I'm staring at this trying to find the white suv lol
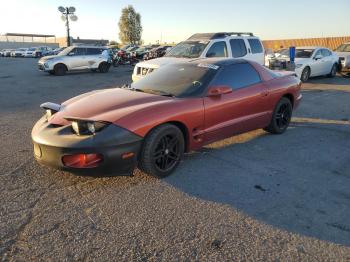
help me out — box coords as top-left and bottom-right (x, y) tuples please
(132, 32), (265, 81)
(38, 46), (110, 76)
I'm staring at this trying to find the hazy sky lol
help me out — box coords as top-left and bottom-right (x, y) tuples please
(1, 0), (349, 43)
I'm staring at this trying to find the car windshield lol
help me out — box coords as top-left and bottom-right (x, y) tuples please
(335, 44), (350, 52)
(130, 63), (218, 97)
(296, 49), (315, 58)
(166, 41), (209, 58)
(58, 47), (73, 56)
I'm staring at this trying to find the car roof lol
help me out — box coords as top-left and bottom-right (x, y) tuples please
(187, 32), (255, 41)
(184, 58), (251, 67)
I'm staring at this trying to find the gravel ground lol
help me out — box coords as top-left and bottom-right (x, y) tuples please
(0, 58), (349, 261)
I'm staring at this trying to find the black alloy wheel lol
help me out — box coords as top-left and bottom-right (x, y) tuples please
(265, 97), (293, 134)
(139, 124), (184, 177)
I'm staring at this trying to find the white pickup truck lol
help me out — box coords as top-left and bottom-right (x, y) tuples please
(132, 32), (265, 82)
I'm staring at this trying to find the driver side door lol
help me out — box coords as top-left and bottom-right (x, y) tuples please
(203, 63), (271, 145)
(66, 47), (88, 70)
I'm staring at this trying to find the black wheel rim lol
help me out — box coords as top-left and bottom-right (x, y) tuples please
(153, 134), (180, 172)
(276, 103), (291, 129)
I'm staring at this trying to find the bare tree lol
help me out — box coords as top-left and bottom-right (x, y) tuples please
(118, 5), (142, 44)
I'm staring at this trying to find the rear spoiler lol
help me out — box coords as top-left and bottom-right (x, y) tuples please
(273, 70), (297, 78)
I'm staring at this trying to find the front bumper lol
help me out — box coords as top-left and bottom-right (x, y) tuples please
(32, 116), (143, 176)
(38, 62), (53, 71)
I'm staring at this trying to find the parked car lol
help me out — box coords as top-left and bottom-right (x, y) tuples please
(3, 49), (14, 57)
(334, 42), (350, 71)
(38, 46), (110, 76)
(271, 47), (339, 82)
(32, 58), (302, 177)
(143, 46), (173, 60)
(133, 32), (265, 82)
(133, 46), (153, 59)
(11, 48), (28, 57)
(0, 50), (4, 57)
(33, 46), (53, 58)
(52, 47), (65, 55)
(24, 47), (38, 57)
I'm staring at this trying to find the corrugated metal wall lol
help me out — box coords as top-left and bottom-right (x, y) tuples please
(262, 36), (350, 51)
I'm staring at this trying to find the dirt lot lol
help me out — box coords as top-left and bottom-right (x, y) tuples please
(0, 58), (349, 261)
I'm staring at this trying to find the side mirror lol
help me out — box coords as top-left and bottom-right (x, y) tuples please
(207, 86), (232, 97)
(314, 54), (322, 60)
(68, 52), (75, 56)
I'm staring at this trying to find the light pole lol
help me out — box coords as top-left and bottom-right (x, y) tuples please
(58, 6), (78, 47)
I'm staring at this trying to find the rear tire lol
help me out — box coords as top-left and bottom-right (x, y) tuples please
(264, 97), (293, 134)
(300, 67), (310, 82)
(53, 64), (67, 76)
(327, 64), (337, 78)
(138, 124), (185, 178)
(98, 62), (110, 73)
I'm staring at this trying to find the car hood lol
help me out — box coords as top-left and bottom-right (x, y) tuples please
(49, 88), (172, 126)
(136, 57), (191, 69)
(39, 55), (62, 62)
(334, 51), (350, 58)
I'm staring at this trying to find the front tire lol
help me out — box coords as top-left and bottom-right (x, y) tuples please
(264, 97), (293, 134)
(139, 124), (185, 177)
(53, 64), (67, 76)
(300, 67), (310, 82)
(327, 64), (337, 78)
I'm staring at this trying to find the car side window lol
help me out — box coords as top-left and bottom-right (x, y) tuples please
(206, 42), (228, 58)
(229, 39), (247, 58)
(321, 49), (331, 57)
(314, 50), (323, 58)
(74, 48), (87, 56)
(86, 48), (101, 55)
(211, 63), (261, 90)
(248, 39), (263, 54)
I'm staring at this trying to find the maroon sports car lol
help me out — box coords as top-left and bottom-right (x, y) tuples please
(32, 58), (302, 177)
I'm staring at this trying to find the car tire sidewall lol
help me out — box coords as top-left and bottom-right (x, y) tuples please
(99, 62), (110, 73)
(139, 124), (185, 178)
(54, 64), (66, 76)
(301, 67), (310, 82)
(265, 97), (293, 134)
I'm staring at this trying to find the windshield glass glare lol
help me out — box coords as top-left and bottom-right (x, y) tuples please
(131, 63), (217, 97)
(336, 44), (350, 52)
(296, 49), (315, 58)
(166, 41), (209, 58)
(58, 46), (74, 56)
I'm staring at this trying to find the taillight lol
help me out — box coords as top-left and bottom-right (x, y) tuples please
(62, 154), (103, 168)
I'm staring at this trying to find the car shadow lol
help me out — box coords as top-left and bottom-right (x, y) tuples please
(306, 75), (350, 86)
(164, 119), (350, 246)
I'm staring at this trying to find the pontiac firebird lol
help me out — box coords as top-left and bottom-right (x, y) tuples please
(32, 58), (302, 177)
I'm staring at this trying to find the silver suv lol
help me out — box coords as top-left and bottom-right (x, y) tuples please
(38, 46), (110, 76)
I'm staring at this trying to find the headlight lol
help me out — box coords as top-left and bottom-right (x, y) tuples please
(67, 118), (110, 136)
(295, 64), (304, 69)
